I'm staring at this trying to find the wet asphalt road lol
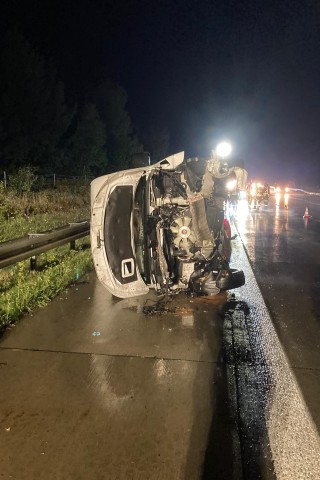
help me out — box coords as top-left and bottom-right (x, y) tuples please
(0, 274), (245, 480)
(0, 193), (320, 479)
(235, 193), (320, 432)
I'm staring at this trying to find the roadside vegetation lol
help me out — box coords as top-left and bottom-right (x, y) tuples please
(0, 173), (93, 332)
(0, 188), (90, 241)
(0, 27), (168, 333)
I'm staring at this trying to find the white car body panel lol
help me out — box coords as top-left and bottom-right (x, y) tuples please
(90, 152), (184, 298)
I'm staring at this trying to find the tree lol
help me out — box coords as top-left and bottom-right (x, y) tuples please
(9, 165), (37, 194)
(0, 28), (71, 171)
(90, 79), (143, 170)
(67, 103), (107, 175)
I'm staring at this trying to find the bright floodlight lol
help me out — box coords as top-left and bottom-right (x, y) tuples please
(216, 141), (232, 158)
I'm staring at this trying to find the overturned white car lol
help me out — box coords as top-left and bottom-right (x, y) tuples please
(91, 152), (246, 298)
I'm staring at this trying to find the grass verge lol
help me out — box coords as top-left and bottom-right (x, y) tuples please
(0, 185), (93, 333)
(0, 247), (93, 332)
(0, 207), (90, 242)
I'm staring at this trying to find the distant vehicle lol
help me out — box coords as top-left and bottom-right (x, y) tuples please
(273, 185), (290, 194)
(270, 183), (290, 208)
(247, 181), (270, 209)
(90, 152), (246, 298)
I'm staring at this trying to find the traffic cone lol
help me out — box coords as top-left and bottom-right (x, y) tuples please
(303, 207), (310, 218)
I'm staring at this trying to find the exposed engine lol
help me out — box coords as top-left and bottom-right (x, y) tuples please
(170, 213), (194, 253)
(147, 168), (232, 294)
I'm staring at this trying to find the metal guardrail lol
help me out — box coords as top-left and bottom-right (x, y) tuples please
(0, 220), (90, 269)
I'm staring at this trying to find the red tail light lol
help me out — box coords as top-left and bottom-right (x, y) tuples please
(224, 218), (231, 239)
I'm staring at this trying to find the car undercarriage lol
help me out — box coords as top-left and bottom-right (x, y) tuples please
(133, 158), (245, 297)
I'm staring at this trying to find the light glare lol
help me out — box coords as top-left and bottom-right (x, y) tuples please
(216, 141), (232, 158)
(226, 179), (237, 191)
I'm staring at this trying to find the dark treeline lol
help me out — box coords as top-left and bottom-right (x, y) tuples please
(0, 29), (170, 176)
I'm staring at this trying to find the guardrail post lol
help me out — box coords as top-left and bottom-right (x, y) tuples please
(30, 255), (37, 271)
(70, 240), (76, 250)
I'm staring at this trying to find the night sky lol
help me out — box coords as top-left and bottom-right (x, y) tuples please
(2, 0), (320, 184)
